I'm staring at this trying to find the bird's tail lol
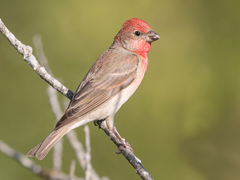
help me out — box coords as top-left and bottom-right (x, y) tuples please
(26, 127), (69, 160)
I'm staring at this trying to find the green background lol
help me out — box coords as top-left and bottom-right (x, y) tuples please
(1, 0), (240, 180)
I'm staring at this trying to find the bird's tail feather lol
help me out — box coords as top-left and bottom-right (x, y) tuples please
(26, 128), (69, 160)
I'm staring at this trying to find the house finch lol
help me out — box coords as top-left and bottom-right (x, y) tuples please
(27, 18), (159, 160)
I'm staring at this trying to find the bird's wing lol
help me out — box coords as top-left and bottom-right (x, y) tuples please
(55, 49), (139, 129)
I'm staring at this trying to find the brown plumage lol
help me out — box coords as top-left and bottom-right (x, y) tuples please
(26, 18), (159, 160)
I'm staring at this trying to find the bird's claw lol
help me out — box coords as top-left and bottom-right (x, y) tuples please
(93, 120), (99, 126)
(115, 141), (133, 154)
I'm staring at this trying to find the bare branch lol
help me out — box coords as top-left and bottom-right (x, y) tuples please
(0, 140), (83, 180)
(0, 18), (74, 100)
(0, 18), (154, 180)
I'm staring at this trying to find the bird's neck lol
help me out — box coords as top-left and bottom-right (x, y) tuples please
(135, 39), (151, 57)
(135, 42), (150, 71)
(112, 39), (149, 70)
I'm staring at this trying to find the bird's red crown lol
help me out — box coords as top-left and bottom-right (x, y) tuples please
(122, 18), (151, 33)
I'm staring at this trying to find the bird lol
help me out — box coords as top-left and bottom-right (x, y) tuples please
(26, 18), (160, 160)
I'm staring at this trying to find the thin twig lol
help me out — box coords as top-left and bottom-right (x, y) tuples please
(66, 131), (86, 170)
(0, 140), (83, 180)
(33, 35), (54, 75)
(66, 131), (105, 179)
(84, 125), (91, 180)
(47, 85), (64, 171)
(0, 18), (154, 180)
(69, 160), (76, 180)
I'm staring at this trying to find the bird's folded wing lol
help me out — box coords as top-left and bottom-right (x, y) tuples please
(55, 51), (139, 129)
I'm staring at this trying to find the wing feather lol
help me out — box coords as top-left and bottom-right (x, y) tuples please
(55, 49), (139, 130)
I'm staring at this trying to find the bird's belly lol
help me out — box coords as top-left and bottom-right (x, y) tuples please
(95, 82), (139, 118)
(72, 80), (140, 129)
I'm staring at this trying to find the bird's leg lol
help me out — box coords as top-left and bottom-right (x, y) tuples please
(106, 117), (133, 154)
(111, 127), (133, 154)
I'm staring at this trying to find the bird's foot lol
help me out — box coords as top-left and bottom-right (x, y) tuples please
(94, 119), (106, 128)
(93, 120), (99, 126)
(115, 141), (133, 154)
(111, 127), (133, 154)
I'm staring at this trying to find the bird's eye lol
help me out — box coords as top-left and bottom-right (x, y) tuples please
(134, 31), (141, 36)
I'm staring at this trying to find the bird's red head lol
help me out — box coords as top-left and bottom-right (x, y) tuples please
(114, 18), (159, 58)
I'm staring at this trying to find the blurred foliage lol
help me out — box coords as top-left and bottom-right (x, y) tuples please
(1, 0), (240, 180)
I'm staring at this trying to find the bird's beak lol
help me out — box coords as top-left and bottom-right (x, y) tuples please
(146, 30), (160, 43)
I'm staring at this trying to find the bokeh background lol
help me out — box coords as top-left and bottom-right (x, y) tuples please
(1, 0), (240, 180)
